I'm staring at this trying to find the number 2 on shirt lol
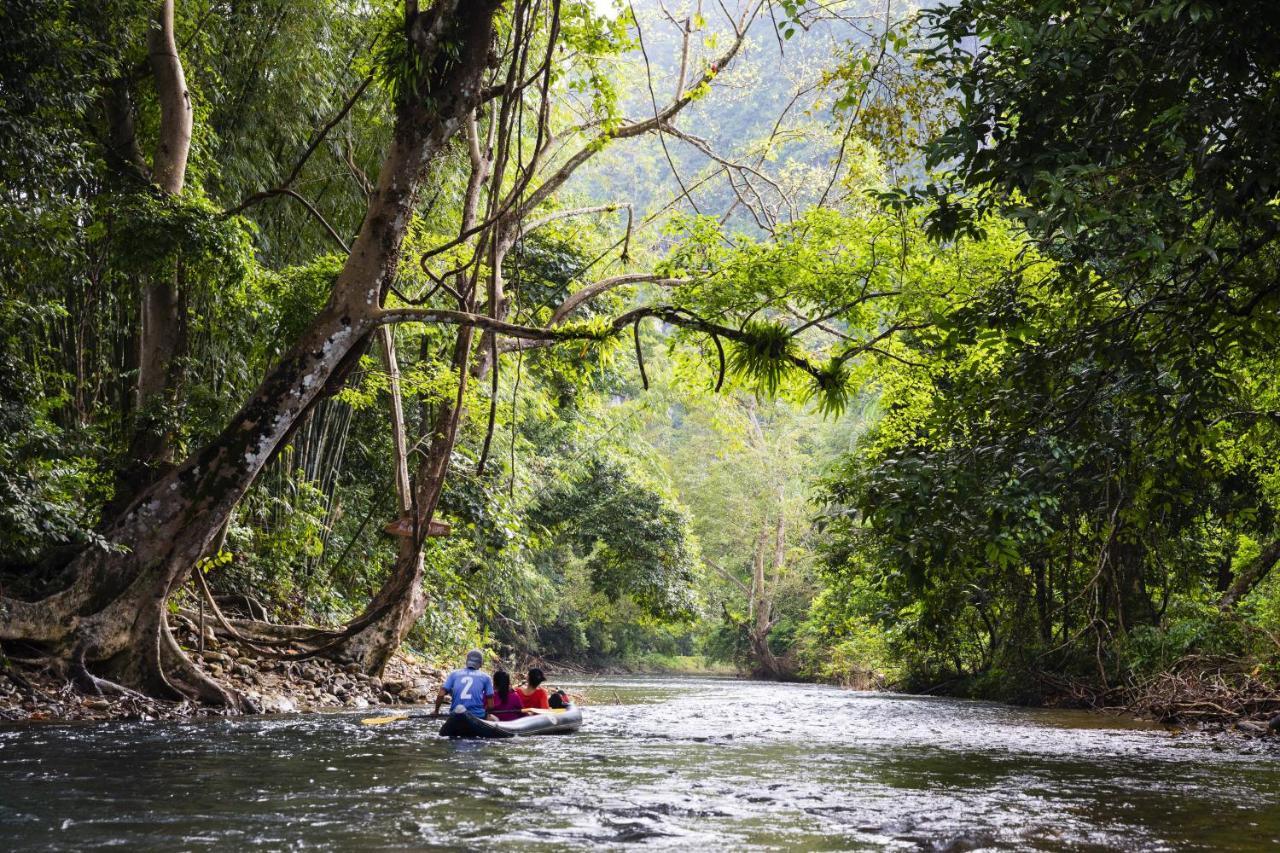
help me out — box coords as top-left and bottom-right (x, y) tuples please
(459, 676), (474, 700)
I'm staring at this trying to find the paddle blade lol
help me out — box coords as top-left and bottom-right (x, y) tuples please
(361, 713), (409, 726)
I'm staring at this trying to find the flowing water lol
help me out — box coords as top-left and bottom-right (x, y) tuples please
(2, 676), (1279, 850)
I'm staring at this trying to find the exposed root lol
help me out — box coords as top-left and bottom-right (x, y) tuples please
(188, 568), (343, 653)
(1038, 656), (1280, 732)
(159, 621), (242, 709)
(1125, 658), (1280, 725)
(70, 647), (150, 701)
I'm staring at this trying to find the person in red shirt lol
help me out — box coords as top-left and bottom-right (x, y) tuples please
(486, 670), (524, 721)
(517, 667), (550, 711)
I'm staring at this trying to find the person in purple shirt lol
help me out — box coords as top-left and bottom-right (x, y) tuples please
(433, 649), (493, 719)
(486, 670), (524, 721)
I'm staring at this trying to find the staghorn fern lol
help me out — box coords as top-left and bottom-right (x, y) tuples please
(728, 320), (796, 395)
(806, 358), (852, 417)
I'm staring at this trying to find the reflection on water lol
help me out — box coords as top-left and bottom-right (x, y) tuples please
(1, 676), (1278, 850)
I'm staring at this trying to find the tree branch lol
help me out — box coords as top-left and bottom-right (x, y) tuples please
(227, 188), (351, 253)
(514, 0), (764, 220)
(225, 75), (373, 215)
(705, 557), (752, 597)
(520, 203), (626, 237)
(549, 273), (689, 324)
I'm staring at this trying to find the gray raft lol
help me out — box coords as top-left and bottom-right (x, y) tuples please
(438, 706), (583, 739)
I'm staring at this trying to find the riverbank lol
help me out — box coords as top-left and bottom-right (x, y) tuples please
(886, 655), (1280, 739)
(539, 653), (1280, 739)
(0, 636), (446, 724)
(6, 640), (1279, 741)
(1042, 660), (1280, 739)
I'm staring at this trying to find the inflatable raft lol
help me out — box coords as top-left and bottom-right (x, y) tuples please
(438, 706), (583, 739)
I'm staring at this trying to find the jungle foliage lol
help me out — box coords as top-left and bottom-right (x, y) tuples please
(807, 0), (1280, 703)
(3, 0), (1279, 710)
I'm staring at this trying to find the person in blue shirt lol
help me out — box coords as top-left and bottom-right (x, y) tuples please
(433, 649), (494, 719)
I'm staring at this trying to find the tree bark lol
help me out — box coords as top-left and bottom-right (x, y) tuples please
(380, 327), (412, 514)
(113, 0), (196, 506)
(148, 0), (192, 196)
(747, 516), (784, 680)
(0, 0), (502, 703)
(1219, 537), (1280, 610)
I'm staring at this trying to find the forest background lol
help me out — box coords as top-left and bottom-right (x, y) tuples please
(3, 0), (1280, 722)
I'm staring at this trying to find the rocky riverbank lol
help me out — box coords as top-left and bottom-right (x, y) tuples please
(1, 636), (446, 725)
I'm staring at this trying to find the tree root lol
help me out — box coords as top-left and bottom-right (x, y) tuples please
(159, 621), (244, 710)
(69, 644), (153, 701)
(188, 569), (342, 653)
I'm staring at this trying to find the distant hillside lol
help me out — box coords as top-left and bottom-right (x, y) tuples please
(568, 0), (888, 245)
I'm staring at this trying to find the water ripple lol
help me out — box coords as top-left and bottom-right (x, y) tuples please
(1, 677), (1278, 850)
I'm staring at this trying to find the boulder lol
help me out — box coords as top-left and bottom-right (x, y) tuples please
(1236, 719), (1269, 736)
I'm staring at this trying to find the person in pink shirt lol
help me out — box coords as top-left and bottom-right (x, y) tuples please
(486, 669), (524, 721)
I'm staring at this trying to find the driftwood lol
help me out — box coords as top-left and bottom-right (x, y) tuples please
(1038, 656), (1280, 730)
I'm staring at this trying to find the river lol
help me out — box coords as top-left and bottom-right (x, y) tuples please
(2, 676), (1279, 850)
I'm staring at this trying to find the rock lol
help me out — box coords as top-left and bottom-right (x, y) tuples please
(384, 680), (409, 695)
(200, 651), (231, 664)
(344, 663), (362, 675)
(234, 663), (255, 679)
(261, 694), (296, 714)
(380, 691), (394, 704)
(84, 698), (111, 711)
(224, 647), (240, 659)
(1269, 714), (1280, 733)
(320, 693), (339, 706)
(351, 697), (370, 709)
(397, 687), (424, 703)
(241, 694), (263, 714)
(1236, 720), (1269, 736)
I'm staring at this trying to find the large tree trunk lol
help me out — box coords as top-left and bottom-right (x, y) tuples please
(747, 516), (784, 680)
(0, 0), (501, 704)
(114, 0), (194, 505)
